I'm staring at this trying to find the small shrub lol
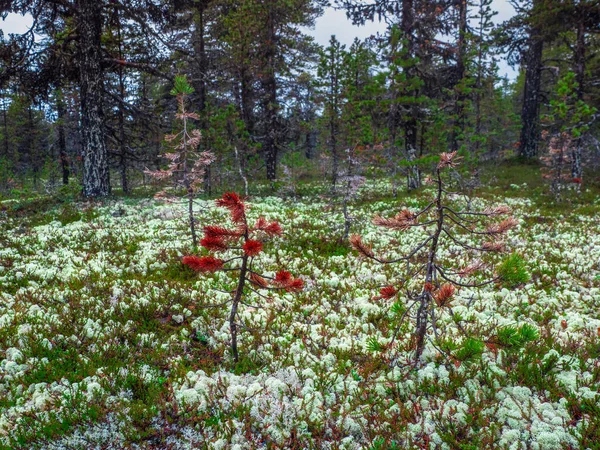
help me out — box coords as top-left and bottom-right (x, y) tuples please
(182, 192), (303, 362)
(145, 75), (214, 247)
(351, 152), (522, 362)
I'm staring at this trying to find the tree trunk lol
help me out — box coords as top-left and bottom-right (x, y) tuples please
(263, 4), (278, 182)
(117, 73), (128, 194)
(240, 64), (254, 136)
(571, 19), (585, 182)
(77, 0), (110, 197)
(452, 0), (468, 152)
(193, 2), (212, 195)
(329, 46), (339, 189)
(388, 116), (400, 197)
(305, 130), (316, 159)
(56, 92), (70, 185)
(305, 83), (317, 160)
(474, 0), (486, 155)
(237, 24), (254, 143)
(116, 9), (128, 194)
(193, 2), (209, 116)
(415, 168), (443, 361)
(1, 91), (8, 160)
(330, 105), (338, 189)
(518, 2), (543, 160)
(405, 117), (420, 191)
(402, 0), (420, 191)
(27, 105), (38, 189)
(230, 254), (248, 363)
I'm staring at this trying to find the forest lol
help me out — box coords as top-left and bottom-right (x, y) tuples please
(0, 0), (599, 448)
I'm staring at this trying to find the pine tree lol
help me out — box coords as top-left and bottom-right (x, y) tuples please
(338, 0), (454, 192)
(351, 152), (522, 362)
(318, 35), (347, 189)
(145, 75), (215, 248)
(1, 0), (173, 197)
(182, 192), (303, 363)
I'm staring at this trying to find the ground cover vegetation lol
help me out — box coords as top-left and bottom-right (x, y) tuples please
(1, 161), (600, 448)
(1, 0), (600, 448)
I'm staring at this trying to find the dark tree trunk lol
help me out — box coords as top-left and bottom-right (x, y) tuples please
(193, 2), (209, 116)
(264, 95), (278, 182)
(518, 3), (543, 160)
(305, 131), (316, 159)
(402, 0), (420, 191)
(330, 119), (338, 187)
(2, 110), (7, 159)
(452, 0), (468, 152)
(388, 110), (400, 196)
(237, 27), (255, 142)
(262, 5), (278, 182)
(193, 2), (212, 195)
(1, 91), (8, 160)
(117, 78), (128, 195)
(415, 168), (443, 361)
(77, 0), (110, 197)
(240, 64), (254, 136)
(474, 58), (482, 155)
(28, 106), (38, 189)
(405, 117), (420, 190)
(329, 49), (339, 188)
(116, 9), (128, 194)
(474, 1), (486, 155)
(56, 93), (70, 185)
(230, 253), (248, 363)
(571, 19), (585, 182)
(305, 82), (317, 160)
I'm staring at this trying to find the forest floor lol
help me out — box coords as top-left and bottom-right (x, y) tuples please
(1, 162), (600, 449)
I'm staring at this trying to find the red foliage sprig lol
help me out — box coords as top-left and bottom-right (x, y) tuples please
(216, 192), (246, 225)
(374, 285), (399, 301)
(242, 240), (263, 256)
(183, 255), (224, 273)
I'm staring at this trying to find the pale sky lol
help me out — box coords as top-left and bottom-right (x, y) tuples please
(1, 1), (518, 79)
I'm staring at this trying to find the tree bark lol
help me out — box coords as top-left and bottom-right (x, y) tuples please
(116, 8), (128, 194)
(518, 2), (543, 160)
(306, 130), (317, 159)
(263, 3), (278, 182)
(571, 19), (585, 182)
(405, 117), (420, 191)
(402, 0), (420, 191)
(193, 2), (209, 116)
(77, 0), (110, 197)
(415, 168), (443, 361)
(56, 92), (70, 185)
(329, 47), (339, 188)
(230, 253), (248, 363)
(193, 1), (212, 195)
(239, 63), (254, 136)
(474, 10), (484, 155)
(28, 105), (39, 189)
(451, 0), (468, 152)
(1, 91), (8, 160)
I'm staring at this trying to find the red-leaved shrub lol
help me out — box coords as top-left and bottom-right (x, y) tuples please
(183, 192), (303, 362)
